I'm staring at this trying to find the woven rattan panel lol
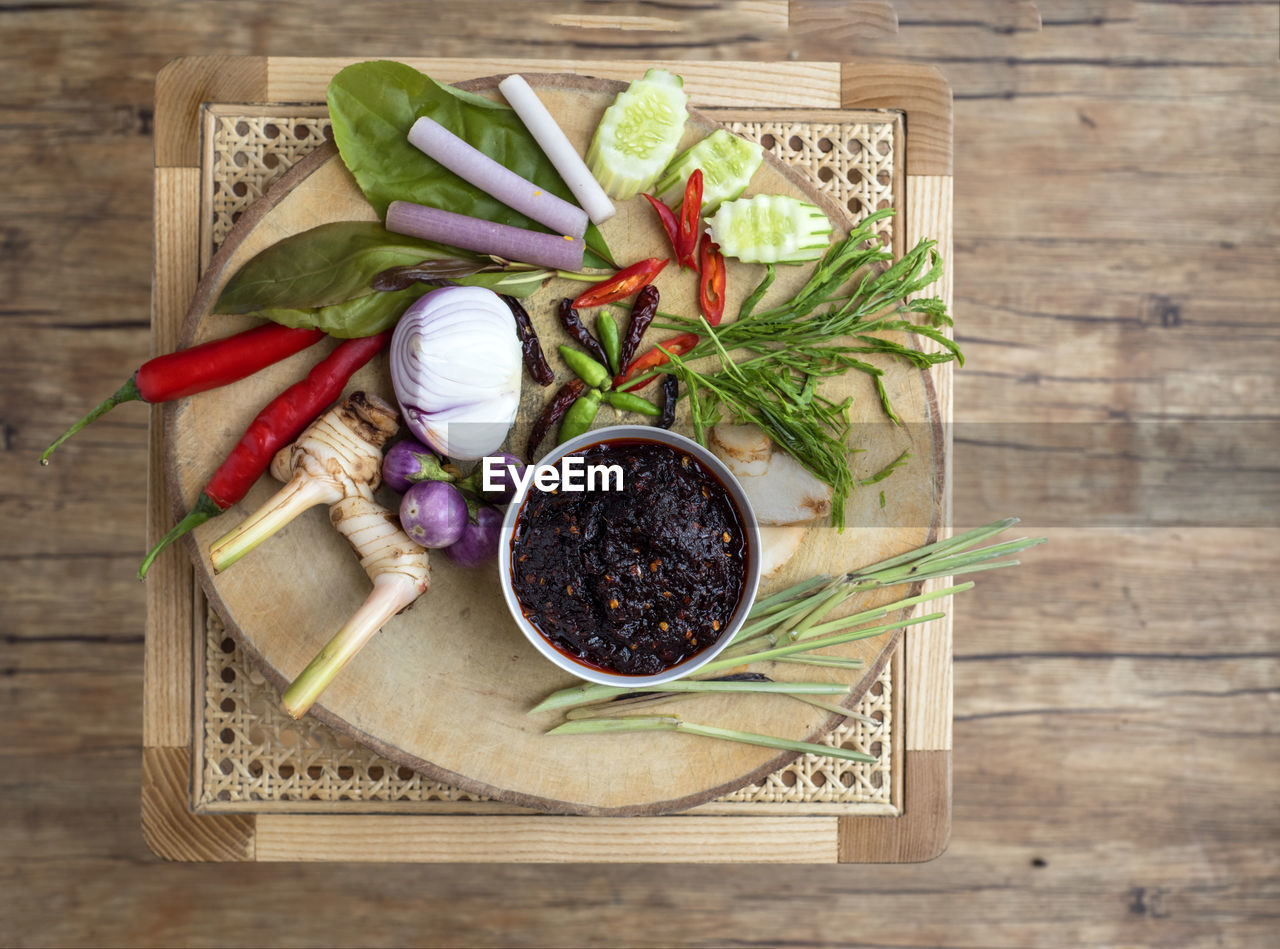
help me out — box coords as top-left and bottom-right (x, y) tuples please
(196, 107), (900, 814)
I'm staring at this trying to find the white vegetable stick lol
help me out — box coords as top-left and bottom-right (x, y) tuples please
(498, 74), (617, 225)
(387, 200), (585, 272)
(407, 115), (588, 239)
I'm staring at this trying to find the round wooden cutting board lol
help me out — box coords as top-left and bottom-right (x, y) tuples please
(165, 74), (942, 816)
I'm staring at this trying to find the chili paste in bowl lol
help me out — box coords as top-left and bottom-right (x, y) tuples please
(499, 426), (761, 687)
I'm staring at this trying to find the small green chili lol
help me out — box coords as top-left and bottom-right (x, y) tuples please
(558, 388), (603, 444)
(596, 310), (622, 375)
(602, 389), (661, 417)
(558, 345), (611, 390)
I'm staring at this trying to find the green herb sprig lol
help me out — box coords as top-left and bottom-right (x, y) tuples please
(640, 208), (961, 527)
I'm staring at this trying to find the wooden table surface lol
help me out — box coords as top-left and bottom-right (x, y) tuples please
(3, 2), (1276, 946)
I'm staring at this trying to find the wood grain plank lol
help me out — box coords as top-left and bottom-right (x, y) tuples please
(265, 56), (843, 107)
(842, 63), (953, 175)
(141, 747), (254, 861)
(839, 750), (950, 862)
(143, 166), (199, 750)
(904, 174), (955, 753)
(154, 57), (268, 168)
(256, 814), (838, 862)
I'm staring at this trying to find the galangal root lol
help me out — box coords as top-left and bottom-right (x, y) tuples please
(209, 391), (399, 572)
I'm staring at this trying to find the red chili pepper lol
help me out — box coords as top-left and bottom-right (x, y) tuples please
(698, 232), (727, 326)
(41, 323), (326, 464)
(642, 193), (681, 262)
(571, 258), (668, 309)
(676, 169), (704, 270)
(614, 332), (701, 392)
(137, 331), (391, 579)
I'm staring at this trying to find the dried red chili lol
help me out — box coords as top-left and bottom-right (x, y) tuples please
(676, 169), (704, 270)
(614, 332), (701, 392)
(557, 298), (610, 368)
(616, 283), (661, 370)
(571, 258), (667, 309)
(41, 323), (326, 464)
(697, 232), (727, 326)
(500, 294), (554, 386)
(526, 377), (587, 460)
(137, 331), (391, 578)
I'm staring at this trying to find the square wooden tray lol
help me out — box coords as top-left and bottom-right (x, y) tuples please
(142, 55), (953, 862)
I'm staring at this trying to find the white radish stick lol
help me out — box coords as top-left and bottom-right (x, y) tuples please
(498, 74), (617, 225)
(209, 392), (399, 572)
(281, 493), (431, 719)
(407, 115), (589, 238)
(386, 200), (585, 273)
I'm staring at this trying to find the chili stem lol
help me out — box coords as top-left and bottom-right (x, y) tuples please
(136, 493), (221, 580)
(41, 377), (142, 465)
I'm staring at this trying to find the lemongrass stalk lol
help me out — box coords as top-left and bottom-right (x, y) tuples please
(769, 655), (865, 669)
(748, 574), (834, 617)
(795, 582), (973, 642)
(787, 695), (880, 725)
(530, 678), (850, 715)
(564, 681), (851, 720)
(547, 715), (877, 764)
(281, 573), (420, 718)
(698, 612), (942, 674)
(732, 581), (975, 653)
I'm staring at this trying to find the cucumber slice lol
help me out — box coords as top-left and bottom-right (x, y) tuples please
(706, 195), (833, 264)
(655, 129), (764, 213)
(586, 69), (689, 200)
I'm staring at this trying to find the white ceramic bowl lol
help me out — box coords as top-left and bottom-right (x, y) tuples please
(497, 425), (762, 687)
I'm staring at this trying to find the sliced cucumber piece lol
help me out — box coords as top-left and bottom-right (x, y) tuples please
(586, 69), (689, 200)
(706, 195), (833, 264)
(655, 129), (764, 213)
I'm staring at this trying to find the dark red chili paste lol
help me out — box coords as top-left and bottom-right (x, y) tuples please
(510, 439), (748, 676)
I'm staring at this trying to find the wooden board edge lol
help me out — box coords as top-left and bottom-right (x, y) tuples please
(255, 814), (838, 863)
(141, 747), (256, 862)
(841, 62), (952, 177)
(903, 173), (955, 752)
(265, 56), (843, 109)
(155, 56), (269, 168)
(143, 166), (201, 750)
(837, 749), (950, 862)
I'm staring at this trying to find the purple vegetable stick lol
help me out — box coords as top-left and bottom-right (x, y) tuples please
(407, 116), (589, 239)
(386, 200), (585, 273)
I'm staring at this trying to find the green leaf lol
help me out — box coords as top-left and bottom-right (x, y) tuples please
(215, 221), (491, 314)
(255, 285), (431, 338)
(326, 60), (615, 270)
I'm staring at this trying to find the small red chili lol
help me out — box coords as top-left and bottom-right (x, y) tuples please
(571, 258), (667, 309)
(614, 332), (701, 392)
(41, 323), (326, 464)
(641, 193), (681, 263)
(676, 169), (704, 270)
(137, 331), (391, 578)
(698, 232), (727, 326)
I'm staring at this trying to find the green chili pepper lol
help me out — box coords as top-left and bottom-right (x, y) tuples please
(596, 310), (622, 375)
(602, 389), (662, 417)
(558, 388), (602, 444)
(558, 344), (611, 390)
